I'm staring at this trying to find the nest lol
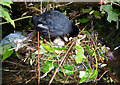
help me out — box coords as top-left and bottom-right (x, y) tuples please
(2, 29), (116, 84)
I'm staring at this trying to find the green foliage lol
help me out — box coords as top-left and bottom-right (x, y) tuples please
(42, 44), (54, 53)
(77, 19), (90, 23)
(0, 0), (12, 8)
(43, 61), (55, 73)
(35, 45), (48, 54)
(52, 46), (68, 50)
(98, 48), (104, 58)
(2, 48), (13, 61)
(60, 65), (74, 75)
(85, 45), (94, 56)
(0, 0), (15, 27)
(0, 43), (13, 61)
(93, 11), (104, 19)
(100, 4), (119, 23)
(79, 69), (98, 83)
(0, 43), (12, 55)
(81, 7), (92, 13)
(75, 45), (85, 64)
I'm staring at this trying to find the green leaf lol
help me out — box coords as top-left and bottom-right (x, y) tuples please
(75, 45), (84, 53)
(0, 6), (15, 27)
(75, 45), (85, 64)
(0, 0), (13, 8)
(89, 69), (98, 79)
(93, 11), (104, 19)
(0, 43), (12, 55)
(81, 7), (92, 13)
(2, 48), (13, 61)
(100, 4), (118, 23)
(43, 61), (55, 73)
(118, 1), (120, 4)
(35, 45), (48, 54)
(77, 19), (90, 23)
(43, 65), (49, 73)
(85, 45), (93, 56)
(52, 46), (67, 50)
(42, 44), (54, 53)
(62, 65), (74, 75)
(84, 30), (90, 35)
(79, 71), (89, 83)
(98, 48), (104, 58)
(107, 12), (118, 22)
(79, 69), (98, 83)
(103, 5), (112, 13)
(63, 10), (67, 15)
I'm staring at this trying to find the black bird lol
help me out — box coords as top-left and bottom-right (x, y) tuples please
(32, 10), (79, 40)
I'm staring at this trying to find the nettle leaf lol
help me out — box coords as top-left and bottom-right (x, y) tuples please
(75, 45), (85, 64)
(1, 6), (15, 27)
(2, 48), (13, 61)
(79, 69), (98, 83)
(0, 0), (13, 8)
(62, 65), (74, 75)
(43, 61), (55, 73)
(42, 44), (54, 53)
(77, 19), (90, 23)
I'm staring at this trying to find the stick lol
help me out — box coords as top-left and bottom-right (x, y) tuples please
(38, 31), (40, 85)
(48, 39), (75, 85)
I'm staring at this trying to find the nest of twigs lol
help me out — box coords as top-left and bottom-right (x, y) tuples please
(2, 28), (116, 84)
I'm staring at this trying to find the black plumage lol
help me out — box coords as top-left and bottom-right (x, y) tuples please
(32, 10), (79, 39)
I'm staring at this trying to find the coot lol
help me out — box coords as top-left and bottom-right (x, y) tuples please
(32, 10), (79, 39)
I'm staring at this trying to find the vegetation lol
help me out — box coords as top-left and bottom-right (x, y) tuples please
(1, 0), (120, 84)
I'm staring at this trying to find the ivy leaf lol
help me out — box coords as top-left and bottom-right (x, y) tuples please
(107, 12), (118, 22)
(100, 4), (118, 23)
(101, 5), (112, 13)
